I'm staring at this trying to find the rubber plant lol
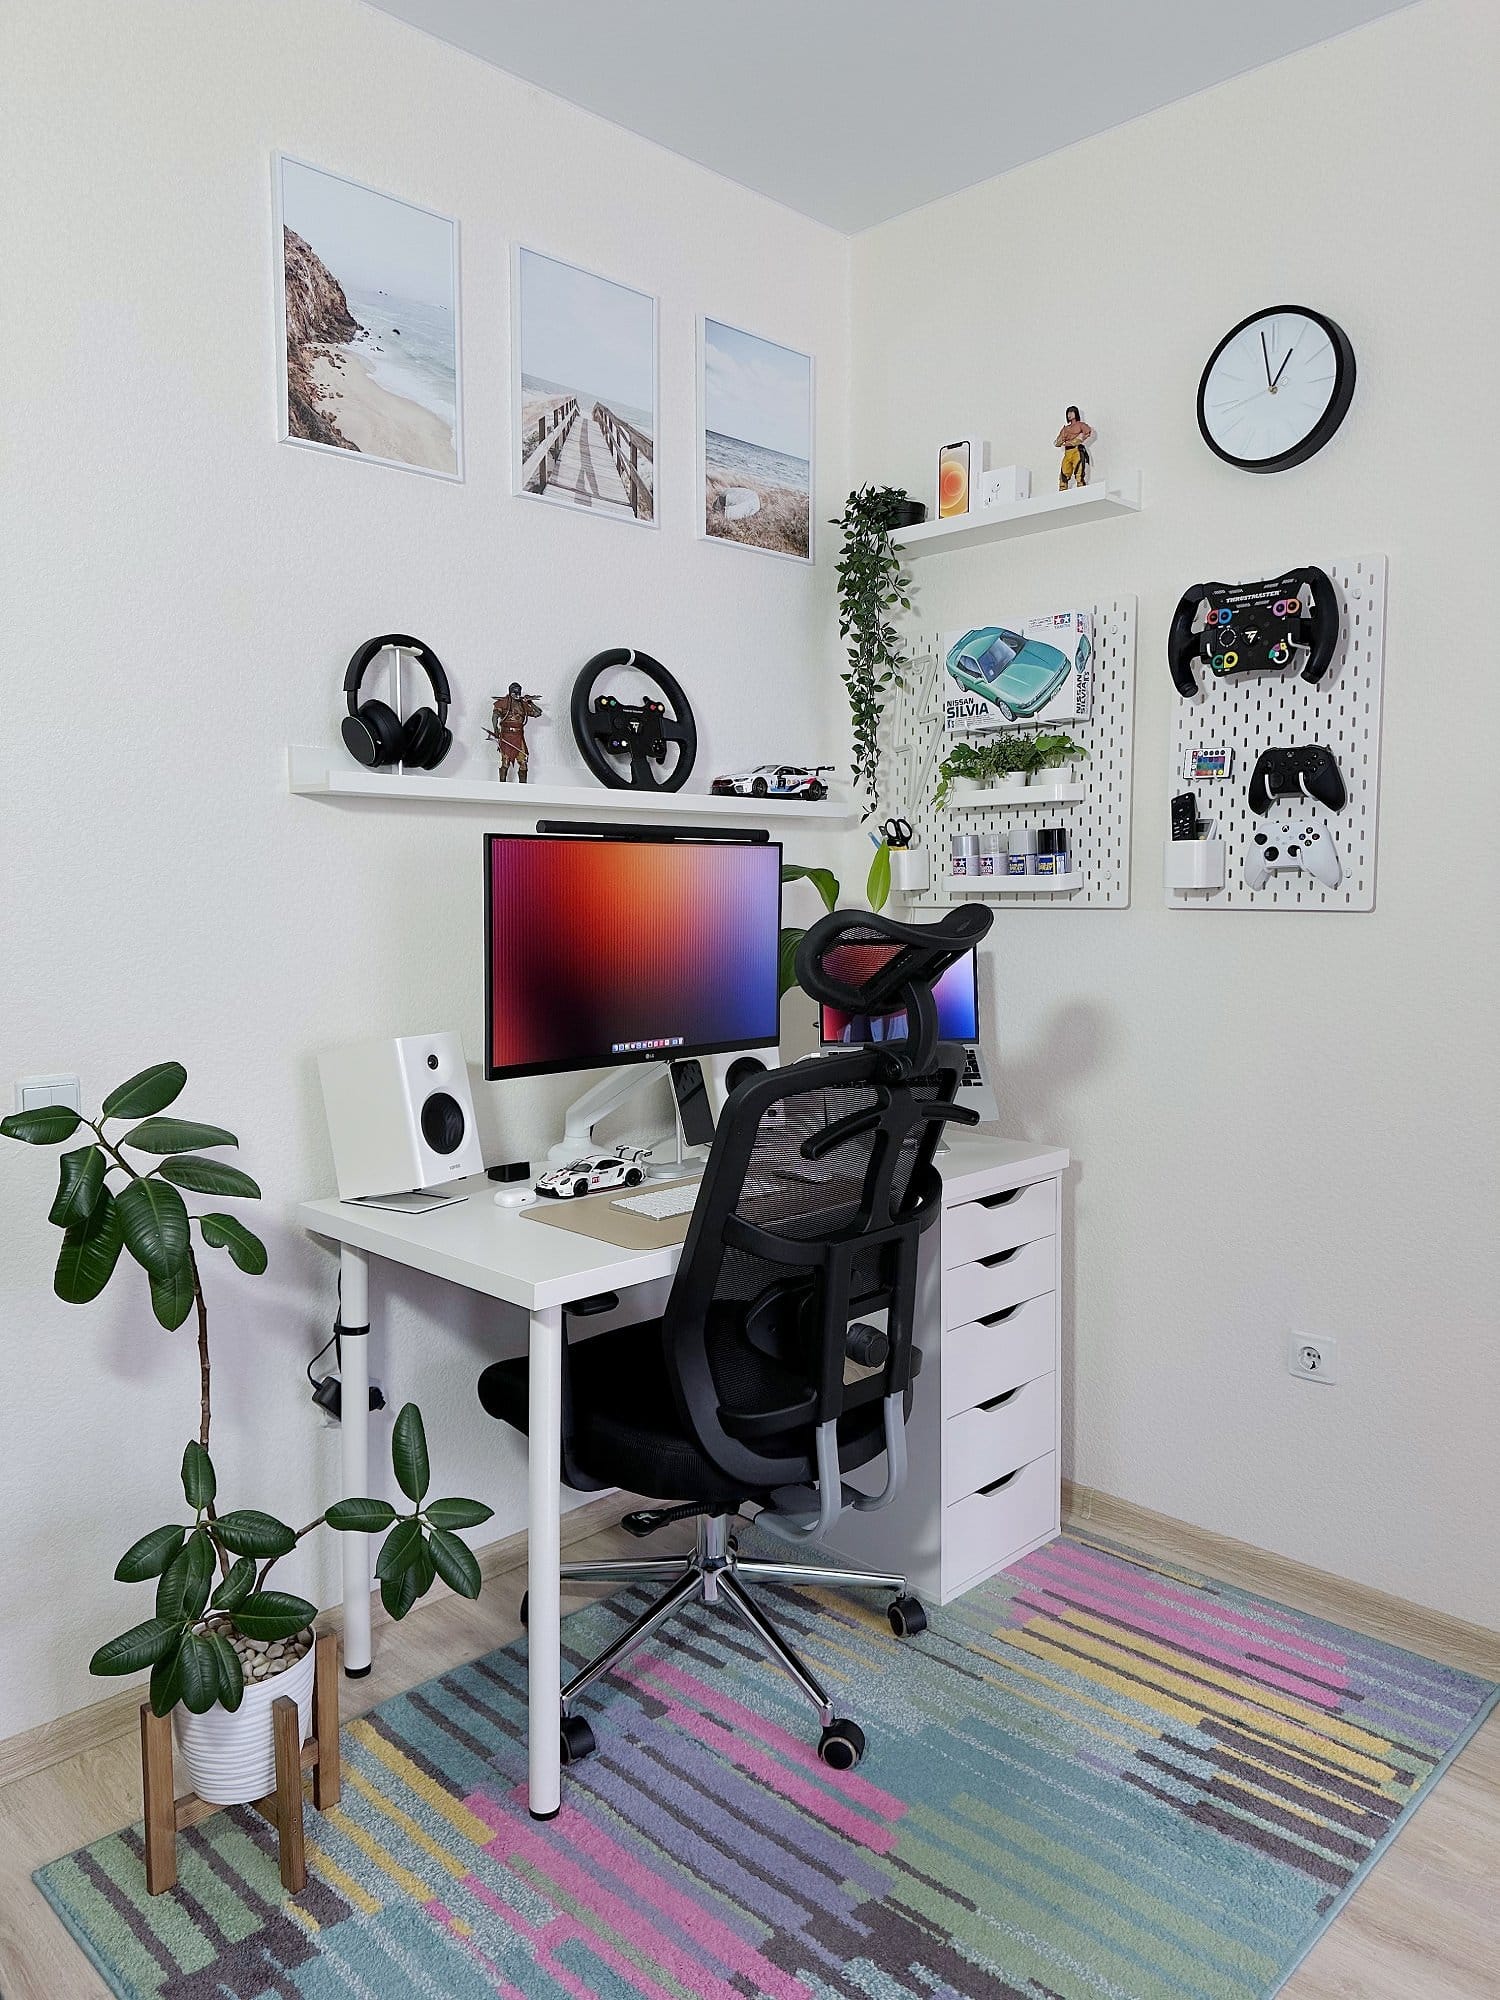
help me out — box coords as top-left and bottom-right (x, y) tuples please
(834, 485), (915, 815)
(1, 1062), (493, 1717)
(778, 855), (891, 998)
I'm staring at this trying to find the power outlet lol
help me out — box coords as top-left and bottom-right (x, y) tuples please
(1288, 1333), (1338, 1385)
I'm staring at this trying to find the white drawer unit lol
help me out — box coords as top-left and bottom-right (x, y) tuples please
(813, 1132), (1067, 1605)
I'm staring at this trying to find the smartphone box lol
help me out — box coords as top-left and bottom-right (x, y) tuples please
(978, 465), (1031, 507)
(943, 610), (1093, 732)
(935, 437), (987, 518)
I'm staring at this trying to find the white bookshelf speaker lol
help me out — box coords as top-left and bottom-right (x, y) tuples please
(317, 1031), (483, 1200)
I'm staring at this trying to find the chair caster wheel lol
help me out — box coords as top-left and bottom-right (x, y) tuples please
(817, 1719), (865, 1770)
(519, 1592), (528, 1629)
(560, 1714), (596, 1765)
(887, 1593), (927, 1638)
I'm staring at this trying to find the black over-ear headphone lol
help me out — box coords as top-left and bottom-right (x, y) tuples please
(341, 634), (452, 770)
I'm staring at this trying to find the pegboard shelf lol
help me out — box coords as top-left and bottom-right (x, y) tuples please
(949, 782), (1087, 809)
(892, 474), (1141, 558)
(949, 872), (1083, 896)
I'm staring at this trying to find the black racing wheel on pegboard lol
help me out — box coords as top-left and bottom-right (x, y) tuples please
(570, 648), (697, 792)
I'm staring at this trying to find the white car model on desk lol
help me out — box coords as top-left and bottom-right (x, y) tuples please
(710, 763), (834, 801)
(534, 1148), (647, 1200)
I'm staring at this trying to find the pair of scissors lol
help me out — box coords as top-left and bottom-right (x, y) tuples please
(881, 816), (914, 849)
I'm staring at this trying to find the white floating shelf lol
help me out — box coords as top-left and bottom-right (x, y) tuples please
(948, 872), (1083, 896)
(286, 748), (855, 823)
(948, 782), (1087, 809)
(892, 474), (1141, 558)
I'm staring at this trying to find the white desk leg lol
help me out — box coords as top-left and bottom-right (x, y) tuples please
(339, 1246), (373, 1679)
(527, 1304), (563, 1819)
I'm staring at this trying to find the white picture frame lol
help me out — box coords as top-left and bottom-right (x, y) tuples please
(697, 316), (815, 564)
(511, 245), (659, 529)
(273, 154), (463, 482)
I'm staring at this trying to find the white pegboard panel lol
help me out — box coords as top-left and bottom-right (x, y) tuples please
(1166, 555), (1386, 911)
(885, 597), (1137, 910)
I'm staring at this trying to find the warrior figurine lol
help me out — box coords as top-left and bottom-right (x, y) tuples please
(1054, 406), (1095, 490)
(486, 683), (543, 782)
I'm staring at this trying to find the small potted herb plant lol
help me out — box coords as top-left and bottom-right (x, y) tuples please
(2, 1063), (493, 1805)
(1030, 732), (1090, 787)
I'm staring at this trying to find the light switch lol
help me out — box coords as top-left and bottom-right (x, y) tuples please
(15, 1075), (82, 1114)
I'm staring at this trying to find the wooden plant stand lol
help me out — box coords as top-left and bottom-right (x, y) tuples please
(139, 1631), (341, 1896)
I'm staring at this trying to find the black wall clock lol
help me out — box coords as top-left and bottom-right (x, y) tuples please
(1197, 306), (1356, 473)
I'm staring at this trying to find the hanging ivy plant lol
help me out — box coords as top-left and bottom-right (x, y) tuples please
(834, 485), (915, 815)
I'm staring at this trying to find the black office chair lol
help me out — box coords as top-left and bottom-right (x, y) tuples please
(478, 903), (993, 1770)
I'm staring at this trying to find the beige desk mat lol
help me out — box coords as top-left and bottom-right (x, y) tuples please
(520, 1177), (699, 1251)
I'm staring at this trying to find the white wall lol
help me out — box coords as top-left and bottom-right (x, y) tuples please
(0, 0), (850, 1738)
(851, 0), (1500, 1626)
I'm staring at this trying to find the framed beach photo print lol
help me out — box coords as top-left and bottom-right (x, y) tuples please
(274, 157), (462, 481)
(512, 247), (657, 526)
(698, 318), (814, 562)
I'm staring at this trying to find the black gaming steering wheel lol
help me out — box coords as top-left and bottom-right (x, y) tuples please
(570, 648), (698, 792)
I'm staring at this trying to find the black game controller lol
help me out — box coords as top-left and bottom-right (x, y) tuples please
(1168, 566), (1339, 698)
(1247, 744), (1347, 815)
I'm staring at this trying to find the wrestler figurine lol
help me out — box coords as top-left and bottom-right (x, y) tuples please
(486, 683), (543, 782)
(1054, 406), (1095, 490)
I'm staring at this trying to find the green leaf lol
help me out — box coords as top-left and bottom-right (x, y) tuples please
(866, 842), (892, 915)
(381, 1537), (435, 1620)
(325, 1497), (399, 1533)
(180, 1440), (216, 1510)
(232, 1591), (316, 1642)
(210, 1555), (257, 1613)
(777, 927), (806, 1001)
(391, 1404), (430, 1506)
(89, 1617), (185, 1677)
(114, 1523), (187, 1583)
(0, 1104), (82, 1145)
(203, 1632), (244, 1713)
(158, 1156), (261, 1200)
(150, 1262), (195, 1331)
(102, 1063), (187, 1121)
(54, 1190), (124, 1303)
(149, 1637), (187, 1717)
(422, 1497), (494, 1531)
(427, 1527), (482, 1601)
(157, 1529), (214, 1623)
(48, 1145), (106, 1229)
(177, 1633), (220, 1715)
(117, 1176), (190, 1280)
(211, 1510), (297, 1558)
(122, 1117), (237, 1155)
(780, 863), (840, 914)
(197, 1213), (268, 1274)
(376, 1516), (425, 1582)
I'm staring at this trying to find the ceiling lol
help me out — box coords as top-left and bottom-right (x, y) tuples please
(366, 0), (1412, 232)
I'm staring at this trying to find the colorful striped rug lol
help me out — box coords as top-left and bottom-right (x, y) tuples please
(36, 1532), (1496, 1999)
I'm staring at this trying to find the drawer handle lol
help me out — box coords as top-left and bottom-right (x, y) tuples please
(979, 1247), (1020, 1268)
(978, 1303), (1020, 1326)
(978, 1469), (1020, 1497)
(979, 1188), (1025, 1208)
(978, 1387), (1020, 1412)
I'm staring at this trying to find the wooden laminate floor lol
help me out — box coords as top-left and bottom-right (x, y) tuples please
(1, 1491), (1495, 2000)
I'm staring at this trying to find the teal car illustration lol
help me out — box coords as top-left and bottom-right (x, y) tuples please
(945, 626), (1089, 720)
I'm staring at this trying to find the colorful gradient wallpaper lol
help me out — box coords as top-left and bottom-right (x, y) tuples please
(820, 951), (979, 1046)
(486, 836), (782, 1076)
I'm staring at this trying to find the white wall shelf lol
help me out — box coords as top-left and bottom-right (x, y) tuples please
(947, 872), (1082, 896)
(892, 473), (1141, 558)
(948, 781), (1087, 809)
(286, 748), (855, 824)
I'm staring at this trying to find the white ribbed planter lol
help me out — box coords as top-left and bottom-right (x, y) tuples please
(173, 1637), (316, 1805)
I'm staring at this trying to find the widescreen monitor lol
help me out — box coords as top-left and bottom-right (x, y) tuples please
(818, 949), (979, 1048)
(485, 834), (783, 1079)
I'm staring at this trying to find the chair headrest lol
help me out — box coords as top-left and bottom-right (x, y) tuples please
(794, 905), (992, 1072)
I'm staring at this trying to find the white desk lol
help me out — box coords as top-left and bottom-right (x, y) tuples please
(298, 1129), (1065, 1819)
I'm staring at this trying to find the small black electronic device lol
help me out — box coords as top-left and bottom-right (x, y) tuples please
(1167, 568), (1339, 698)
(722, 1055), (768, 1094)
(1246, 744), (1347, 815)
(486, 1160), (532, 1183)
(669, 1058), (716, 1147)
(1171, 791), (1199, 840)
(341, 633), (453, 770)
(571, 648), (698, 792)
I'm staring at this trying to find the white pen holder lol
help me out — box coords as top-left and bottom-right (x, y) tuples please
(892, 847), (931, 895)
(1163, 838), (1226, 891)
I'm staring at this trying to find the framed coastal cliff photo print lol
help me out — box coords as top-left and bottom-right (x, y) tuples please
(512, 247), (657, 526)
(698, 318), (814, 562)
(275, 156), (462, 481)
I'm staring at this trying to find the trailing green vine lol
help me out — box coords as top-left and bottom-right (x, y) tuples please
(834, 486), (914, 815)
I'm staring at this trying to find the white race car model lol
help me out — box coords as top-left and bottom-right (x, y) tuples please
(710, 763), (834, 801)
(534, 1149), (647, 1200)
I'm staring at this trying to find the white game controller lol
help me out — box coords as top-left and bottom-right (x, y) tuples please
(1245, 817), (1342, 889)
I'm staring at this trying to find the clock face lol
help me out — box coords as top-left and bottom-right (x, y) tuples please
(1198, 307), (1355, 472)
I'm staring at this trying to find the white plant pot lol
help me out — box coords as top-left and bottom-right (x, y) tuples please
(1045, 763), (1076, 785)
(949, 776), (986, 799)
(173, 1637), (316, 1805)
(998, 774), (1031, 795)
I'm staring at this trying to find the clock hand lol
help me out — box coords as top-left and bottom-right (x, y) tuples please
(1260, 329), (1273, 389)
(1270, 333), (1300, 391)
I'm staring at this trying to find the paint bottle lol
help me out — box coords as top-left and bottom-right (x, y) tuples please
(950, 836), (970, 878)
(979, 832), (1006, 877)
(1008, 827), (1037, 877)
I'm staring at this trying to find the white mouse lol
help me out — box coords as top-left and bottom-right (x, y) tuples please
(493, 1186), (537, 1209)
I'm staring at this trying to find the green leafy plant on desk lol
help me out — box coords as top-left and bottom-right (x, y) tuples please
(778, 853), (892, 997)
(1, 1062), (492, 1720)
(934, 731), (1089, 807)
